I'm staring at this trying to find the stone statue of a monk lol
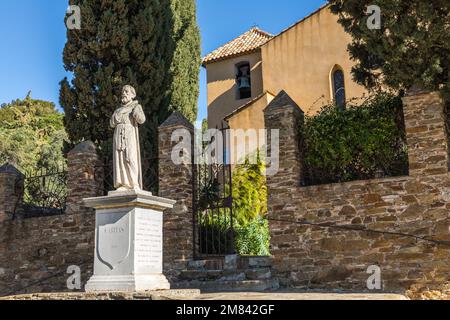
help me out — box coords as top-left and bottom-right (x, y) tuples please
(110, 85), (146, 191)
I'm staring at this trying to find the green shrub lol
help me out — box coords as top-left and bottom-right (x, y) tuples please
(303, 92), (409, 185)
(235, 216), (270, 256)
(195, 151), (270, 256)
(232, 153), (267, 226)
(231, 153), (270, 256)
(197, 214), (270, 257)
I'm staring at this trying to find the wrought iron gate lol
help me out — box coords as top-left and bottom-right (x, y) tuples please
(193, 128), (235, 258)
(193, 162), (235, 258)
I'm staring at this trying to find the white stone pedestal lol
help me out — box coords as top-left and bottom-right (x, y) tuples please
(83, 190), (175, 292)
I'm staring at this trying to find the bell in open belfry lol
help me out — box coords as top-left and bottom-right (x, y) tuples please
(237, 65), (251, 89)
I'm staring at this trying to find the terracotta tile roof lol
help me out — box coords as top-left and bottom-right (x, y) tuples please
(202, 27), (274, 66)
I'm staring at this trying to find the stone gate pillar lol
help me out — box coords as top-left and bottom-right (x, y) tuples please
(264, 90), (305, 217)
(402, 89), (449, 177)
(158, 112), (195, 279)
(264, 91), (305, 276)
(66, 141), (103, 215)
(0, 164), (24, 222)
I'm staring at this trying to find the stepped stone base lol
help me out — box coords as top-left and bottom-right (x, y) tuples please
(85, 274), (170, 293)
(173, 279), (279, 293)
(174, 256), (280, 293)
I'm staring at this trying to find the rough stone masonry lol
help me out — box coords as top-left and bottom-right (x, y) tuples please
(0, 113), (196, 296)
(0, 141), (101, 296)
(158, 112), (196, 282)
(0, 89), (449, 297)
(264, 89), (450, 295)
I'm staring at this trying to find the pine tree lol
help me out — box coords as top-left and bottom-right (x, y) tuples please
(329, 0), (450, 101)
(60, 0), (201, 163)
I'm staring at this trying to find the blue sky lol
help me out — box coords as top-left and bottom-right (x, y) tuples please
(0, 0), (327, 123)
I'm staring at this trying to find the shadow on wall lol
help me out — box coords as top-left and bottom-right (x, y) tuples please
(207, 62), (263, 129)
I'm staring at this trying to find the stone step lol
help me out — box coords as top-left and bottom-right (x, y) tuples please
(238, 256), (272, 270)
(180, 268), (272, 281)
(187, 259), (224, 271)
(180, 270), (246, 281)
(187, 256), (272, 271)
(245, 268), (272, 280)
(173, 279), (280, 293)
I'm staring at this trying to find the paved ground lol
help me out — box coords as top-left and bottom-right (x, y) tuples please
(197, 291), (408, 300)
(1, 290), (408, 300)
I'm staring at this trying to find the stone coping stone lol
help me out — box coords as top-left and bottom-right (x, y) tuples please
(1, 289), (201, 301)
(68, 140), (97, 155)
(83, 189), (176, 211)
(160, 112), (194, 129)
(0, 163), (24, 176)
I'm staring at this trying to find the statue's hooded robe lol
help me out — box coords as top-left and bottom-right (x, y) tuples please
(110, 100), (146, 190)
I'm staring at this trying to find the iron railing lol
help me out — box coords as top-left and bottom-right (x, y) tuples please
(18, 165), (67, 218)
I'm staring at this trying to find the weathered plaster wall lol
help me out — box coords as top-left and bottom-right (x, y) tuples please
(226, 92), (275, 131)
(226, 92), (275, 164)
(206, 52), (264, 129)
(261, 5), (368, 115)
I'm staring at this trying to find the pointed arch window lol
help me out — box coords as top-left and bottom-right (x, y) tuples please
(332, 68), (346, 110)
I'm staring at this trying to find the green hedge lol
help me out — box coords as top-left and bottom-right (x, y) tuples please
(303, 93), (409, 185)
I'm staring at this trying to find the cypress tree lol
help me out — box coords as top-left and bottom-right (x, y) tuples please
(328, 0), (450, 101)
(168, 0), (201, 122)
(60, 0), (201, 165)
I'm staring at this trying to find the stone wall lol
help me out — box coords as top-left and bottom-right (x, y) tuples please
(0, 142), (101, 296)
(265, 90), (450, 294)
(0, 212), (95, 296)
(2, 89), (449, 297)
(0, 114), (197, 297)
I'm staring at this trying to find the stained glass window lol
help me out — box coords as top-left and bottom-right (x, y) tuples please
(333, 69), (346, 110)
